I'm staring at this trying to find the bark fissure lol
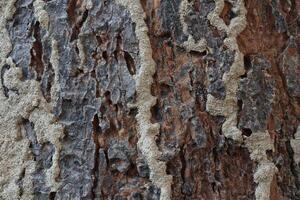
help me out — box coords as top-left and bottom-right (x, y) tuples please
(91, 114), (101, 199)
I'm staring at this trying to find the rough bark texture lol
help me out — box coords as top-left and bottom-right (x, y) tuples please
(0, 0), (299, 200)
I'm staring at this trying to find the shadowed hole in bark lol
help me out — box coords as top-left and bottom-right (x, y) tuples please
(241, 128), (252, 137)
(92, 114), (101, 199)
(23, 118), (39, 161)
(70, 9), (88, 42)
(190, 50), (207, 57)
(96, 35), (102, 45)
(220, 1), (237, 25)
(104, 149), (109, 166)
(160, 83), (171, 98)
(102, 51), (108, 61)
(243, 54), (252, 71)
(104, 91), (113, 105)
(41, 63), (54, 102)
(91, 70), (101, 98)
(266, 149), (273, 160)
(219, 128), (223, 135)
(90, 69), (96, 79)
(73, 68), (84, 77)
(150, 102), (162, 122)
(49, 192), (56, 200)
(123, 161), (136, 177)
(237, 99), (243, 125)
(128, 107), (138, 116)
(75, 45), (79, 54)
(114, 35), (122, 62)
(240, 72), (248, 79)
(240, 55), (252, 78)
(68, 0), (89, 42)
(1, 64), (10, 97)
(30, 22), (44, 81)
(124, 51), (136, 75)
(211, 182), (217, 193)
(179, 146), (186, 182)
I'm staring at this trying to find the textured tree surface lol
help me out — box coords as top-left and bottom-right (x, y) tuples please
(0, 0), (299, 199)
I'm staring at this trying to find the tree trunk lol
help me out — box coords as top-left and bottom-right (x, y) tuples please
(0, 0), (299, 199)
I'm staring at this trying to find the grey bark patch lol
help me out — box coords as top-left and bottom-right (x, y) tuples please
(131, 192), (143, 200)
(80, 0), (137, 104)
(6, 0), (35, 79)
(181, 179), (194, 196)
(40, 63), (54, 102)
(143, 185), (161, 200)
(23, 119), (39, 158)
(191, 117), (207, 148)
(185, 0), (215, 41)
(43, 1), (100, 198)
(136, 157), (150, 178)
(23, 119), (55, 199)
(158, 0), (184, 42)
(108, 139), (136, 173)
(279, 37), (300, 98)
(270, 0), (287, 33)
(237, 54), (274, 132)
(206, 47), (235, 100)
(32, 142), (55, 199)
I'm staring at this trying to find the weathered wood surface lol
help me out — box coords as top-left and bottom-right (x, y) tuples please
(0, 0), (299, 199)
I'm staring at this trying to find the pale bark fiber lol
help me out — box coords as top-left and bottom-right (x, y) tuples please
(0, 0), (299, 200)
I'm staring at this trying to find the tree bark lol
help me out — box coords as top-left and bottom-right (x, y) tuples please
(0, 0), (299, 199)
